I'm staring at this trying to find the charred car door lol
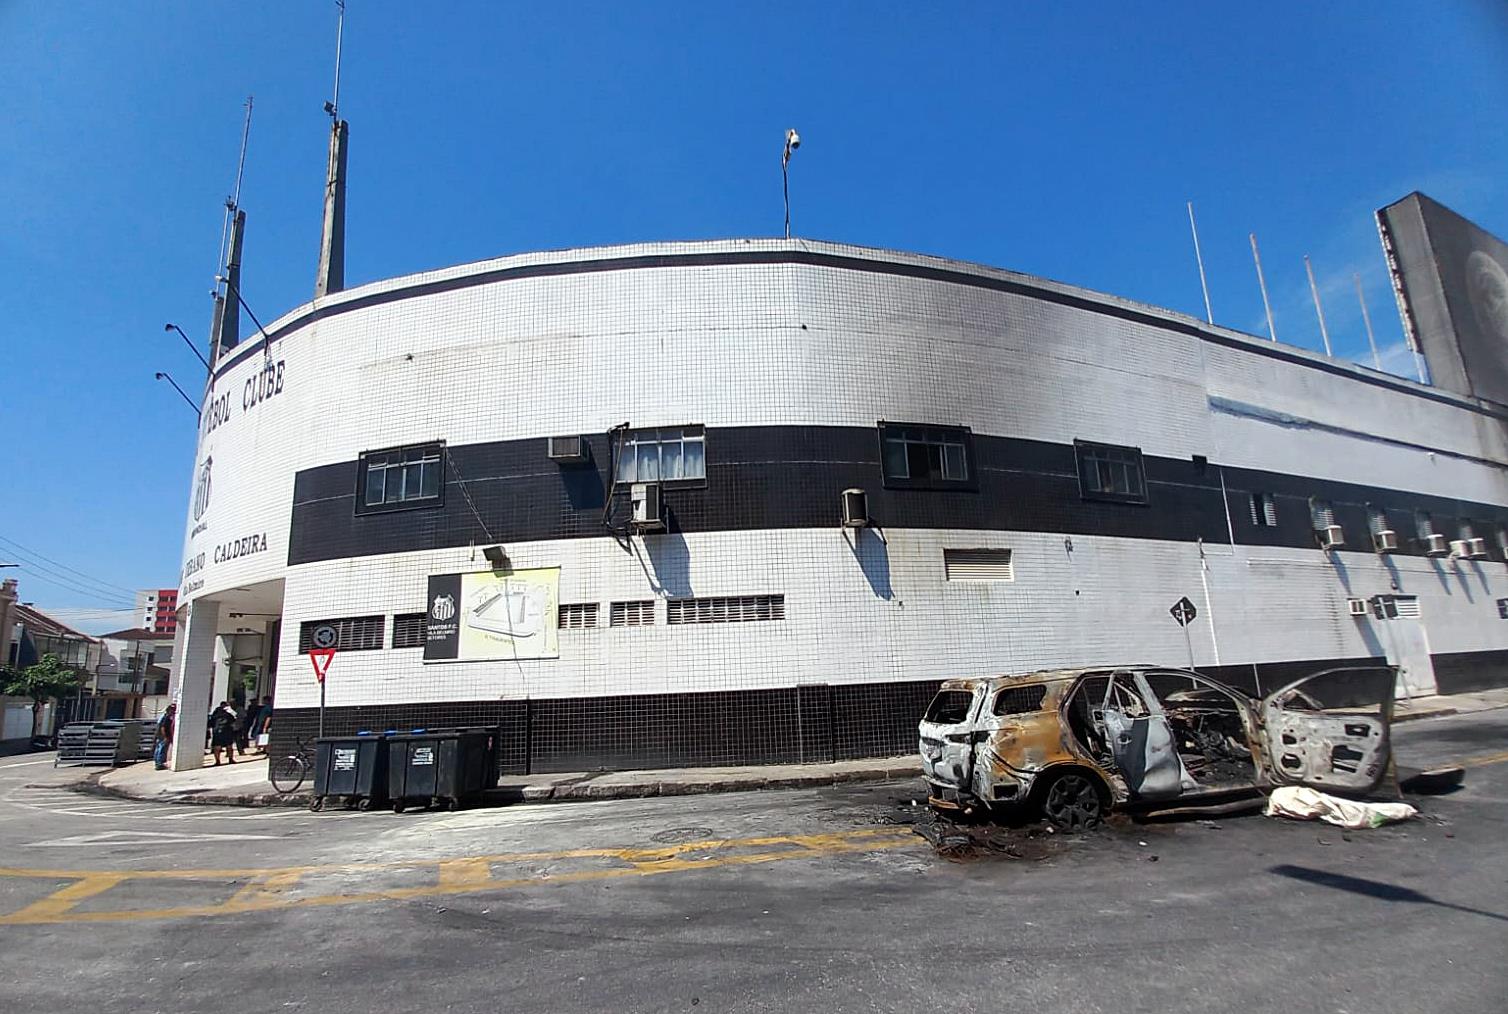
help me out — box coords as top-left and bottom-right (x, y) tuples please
(919, 686), (983, 794)
(1097, 671), (1197, 800)
(1260, 666), (1395, 794)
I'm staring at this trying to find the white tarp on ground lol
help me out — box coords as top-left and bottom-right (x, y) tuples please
(1265, 786), (1417, 828)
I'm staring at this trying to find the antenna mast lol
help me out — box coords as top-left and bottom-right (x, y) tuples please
(214, 96), (254, 292)
(329, 0), (345, 120)
(315, 0), (350, 299)
(208, 96), (254, 373)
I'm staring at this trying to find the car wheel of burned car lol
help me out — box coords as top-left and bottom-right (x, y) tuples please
(1040, 770), (1105, 832)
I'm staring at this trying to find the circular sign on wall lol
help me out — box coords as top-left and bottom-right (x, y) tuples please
(311, 624), (339, 649)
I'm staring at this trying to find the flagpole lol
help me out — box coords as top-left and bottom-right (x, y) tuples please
(1187, 201), (1213, 324)
(1354, 272), (1382, 370)
(1305, 255), (1333, 356)
(782, 128), (800, 240)
(1250, 233), (1277, 342)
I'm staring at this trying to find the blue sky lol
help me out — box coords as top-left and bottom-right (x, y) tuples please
(2, 2), (1506, 631)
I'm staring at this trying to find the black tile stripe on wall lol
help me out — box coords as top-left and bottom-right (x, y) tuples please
(261, 652), (1461, 776)
(288, 425), (1508, 567)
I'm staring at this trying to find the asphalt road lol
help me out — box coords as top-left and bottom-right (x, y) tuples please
(1, 710), (1505, 1014)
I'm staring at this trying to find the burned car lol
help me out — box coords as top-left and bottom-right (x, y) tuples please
(918, 665), (1395, 830)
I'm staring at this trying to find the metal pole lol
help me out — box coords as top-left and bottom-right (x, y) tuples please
(1304, 255), (1333, 356)
(782, 160), (790, 240)
(1187, 201), (1213, 324)
(155, 372), (201, 421)
(1354, 272), (1382, 370)
(319, 678), (325, 739)
(1182, 621), (1196, 672)
(165, 324), (211, 373)
(1250, 233), (1277, 342)
(330, 1), (345, 119)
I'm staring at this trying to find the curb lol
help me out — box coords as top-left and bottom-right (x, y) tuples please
(80, 762), (925, 810)
(1393, 707), (1460, 724)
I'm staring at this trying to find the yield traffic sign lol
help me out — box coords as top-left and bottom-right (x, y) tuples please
(309, 648), (336, 683)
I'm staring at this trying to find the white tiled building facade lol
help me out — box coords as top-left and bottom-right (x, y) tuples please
(166, 239), (1508, 772)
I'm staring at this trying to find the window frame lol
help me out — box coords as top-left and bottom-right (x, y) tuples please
(1249, 491), (1278, 527)
(297, 616), (385, 653)
(1309, 498), (1338, 531)
(391, 613), (427, 650)
(1074, 439), (1148, 505)
(559, 602), (600, 630)
(611, 425), (707, 488)
(355, 441), (446, 516)
(609, 600), (656, 627)
(877, 422), (978, 491)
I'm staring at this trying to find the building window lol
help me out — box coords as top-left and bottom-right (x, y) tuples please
(943, 549), (1014, 582)
(1367, 506), (1392, 535)
(666, 595), (785, 624)
(356, 442), (444, 514)
(614, 426), (705, 484)
(297, 616), (384, 653)
(1497, 525), (1508, 558)
(1249, 492), (1278, 527)
(392, 613), (427, 649)
(879, 423), (973, 488)
(1075, 440), (1147, 504)
(559, 603), (599, 629)
(1416, 511), (1436, 539)
(1310, 499), (1337, 530)
(1459, 520), (1477, 542)
(1371, 595), (1421, 620)
(609, 600), (656, 627)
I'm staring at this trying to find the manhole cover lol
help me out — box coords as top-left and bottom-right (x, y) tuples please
(650, 827), (714, 844)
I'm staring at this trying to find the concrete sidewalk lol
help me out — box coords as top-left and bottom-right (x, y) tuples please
(92, 754), (922, 808)
(1392, 685), (1508, 723)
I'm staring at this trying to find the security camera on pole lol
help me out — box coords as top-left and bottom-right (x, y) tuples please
(782, 128), (801, 240)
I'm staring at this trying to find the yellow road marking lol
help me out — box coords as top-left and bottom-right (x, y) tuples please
(436, 857), (493, 889)
(224, 869), (305, 910)
(0, 828), (917, 926)
(1, 873), (128, 924)
(1454, 748), (1508, 770)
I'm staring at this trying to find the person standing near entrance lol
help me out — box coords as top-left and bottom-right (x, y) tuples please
(210, 701), (238, 765)
(247, 695), (274, 752)
(153, 703), (177, 770)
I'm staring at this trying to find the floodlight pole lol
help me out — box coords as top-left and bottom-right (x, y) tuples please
(782, 158), (792, 240)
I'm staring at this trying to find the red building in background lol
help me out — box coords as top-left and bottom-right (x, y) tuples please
(135, 588), (178, 634)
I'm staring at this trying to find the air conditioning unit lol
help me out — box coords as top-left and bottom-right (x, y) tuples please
(1422, 533), (1449, 557)
(1372, 530), (1398, 553)
(547, 435), (587, 463)
(840, 488), (869, 528)
(1449, 539), (1471, 559)
(1316, 525), (1345, 550)
(1466, 537), (1489, 559)
(1346, 598), (1368, 617)
(630, 482), (665, 532)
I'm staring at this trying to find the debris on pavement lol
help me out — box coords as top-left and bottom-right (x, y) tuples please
(1264, 786), (1417, 828)
(1399, 766), (1465, 795)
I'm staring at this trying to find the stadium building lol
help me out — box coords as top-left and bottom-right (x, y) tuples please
(165, 180), (1508, 773)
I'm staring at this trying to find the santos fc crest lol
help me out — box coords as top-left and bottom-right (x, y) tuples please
(192, 457), (213, 521)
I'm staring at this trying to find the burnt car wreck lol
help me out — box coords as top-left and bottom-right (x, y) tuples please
(918, 665), (1395, 830)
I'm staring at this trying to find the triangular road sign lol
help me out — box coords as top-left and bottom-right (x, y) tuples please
(309, 648), (336, 683)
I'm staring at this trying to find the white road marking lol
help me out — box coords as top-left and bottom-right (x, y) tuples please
(24, 829), (282, 847)
(0, 758), (59, 768)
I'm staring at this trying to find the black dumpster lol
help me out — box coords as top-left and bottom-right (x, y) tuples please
(312, 733), (389, 811)
(387, 728), (497, 812)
